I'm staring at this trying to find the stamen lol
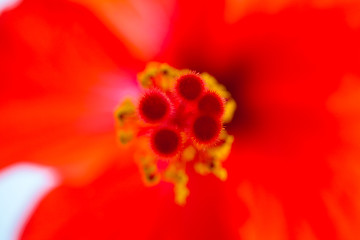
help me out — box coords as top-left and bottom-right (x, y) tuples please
(115, 63), (236, 205)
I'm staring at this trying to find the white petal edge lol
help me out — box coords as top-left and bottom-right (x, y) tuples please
(0, 163), (60, 240)
(0, 0), (21, 15)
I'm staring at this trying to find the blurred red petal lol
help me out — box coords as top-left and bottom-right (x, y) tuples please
(71, 0), (176, 60)
(0, 0), (142, 183)
(21, 161), (246, 240)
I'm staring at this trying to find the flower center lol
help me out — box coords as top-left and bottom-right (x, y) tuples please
(115, 63), (236, 205)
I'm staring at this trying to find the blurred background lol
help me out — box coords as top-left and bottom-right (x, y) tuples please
(1, 0), (360, 239)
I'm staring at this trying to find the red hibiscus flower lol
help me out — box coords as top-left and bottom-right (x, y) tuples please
(1, 0), (360, 239)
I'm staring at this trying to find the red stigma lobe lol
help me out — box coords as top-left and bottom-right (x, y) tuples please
(175, 73), (204, 101)
(139, 90), (171, 123)
(192, 114), (222, 144)
(151, 128), (181, 157)
(198, 91), (225, 117)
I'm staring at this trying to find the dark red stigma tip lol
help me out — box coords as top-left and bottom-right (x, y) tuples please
(151, 128), (181, 157)
(139, 90), (171, 123)
(175, 73), (204, 101)
(192, 114), (222, 144)
(198, 91), (224, 117)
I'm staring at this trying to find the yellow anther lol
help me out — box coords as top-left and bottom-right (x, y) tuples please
(114, 99), (138, 145)
(137, 62), (180, 91)
(223, 99), (237, 123)
(194, 160), (228, 181)
(164, 164), (186, 182)
(143, 164), (160, 186)
(193, 130), (233, 180)
(214, 167), (228, 181)
(208, 130), (234, 162)
(174, 183), (190, 205)
(159, 63), (180, 91)
(114, 98), (136, 127)
(137, 63), (158, 88)
(164, 165), (189, 205)
(194, 162), (210, 175)
(201, 73), (231, 99)
(118, 130), (134, 144)
(182, 146), (196, 161)
(135, 153), (160, 186)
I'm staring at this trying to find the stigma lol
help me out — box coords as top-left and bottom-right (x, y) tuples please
(115, 63), (236, 205)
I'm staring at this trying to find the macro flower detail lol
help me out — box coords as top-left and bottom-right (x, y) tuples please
(115, 63), (236, 205)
